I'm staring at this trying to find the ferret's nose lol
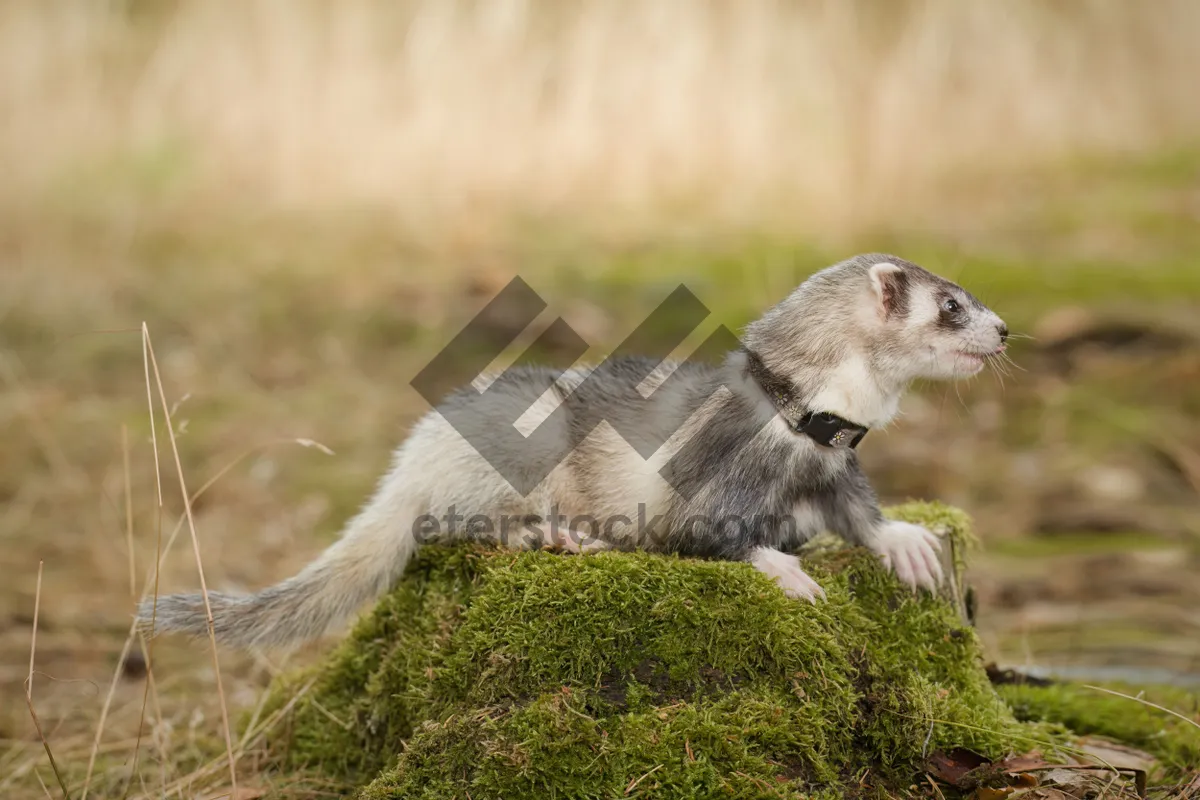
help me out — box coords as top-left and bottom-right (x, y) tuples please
(997, 323), (1009, 344)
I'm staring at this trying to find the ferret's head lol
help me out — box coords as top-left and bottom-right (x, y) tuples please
(743, 254), (1008, 400)
(858, 255), (1008, 382)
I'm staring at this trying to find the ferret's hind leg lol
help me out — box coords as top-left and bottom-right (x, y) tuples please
(550, 528), (614, 554)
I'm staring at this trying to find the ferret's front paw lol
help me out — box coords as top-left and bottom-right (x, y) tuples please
(750, 547), (826, 602)
(870, 521), (944, 592)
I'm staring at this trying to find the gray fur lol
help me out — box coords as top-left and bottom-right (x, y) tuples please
(139, 253), (1007, 649)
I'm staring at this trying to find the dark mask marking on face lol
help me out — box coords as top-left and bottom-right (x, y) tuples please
(935, 293), (969, 331)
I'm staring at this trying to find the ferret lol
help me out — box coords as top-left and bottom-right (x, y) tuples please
(140, 254), (1008, 649)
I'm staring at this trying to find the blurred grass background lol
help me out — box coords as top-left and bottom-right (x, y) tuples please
(1, 1), (1199, 796)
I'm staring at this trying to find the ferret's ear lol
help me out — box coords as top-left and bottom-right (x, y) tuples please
(868, 261), (909, 318)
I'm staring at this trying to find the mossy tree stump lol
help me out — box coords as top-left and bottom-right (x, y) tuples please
(259, 502), (1195, 798)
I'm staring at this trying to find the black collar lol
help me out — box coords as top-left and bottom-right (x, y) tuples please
(742, 349), (869, 450)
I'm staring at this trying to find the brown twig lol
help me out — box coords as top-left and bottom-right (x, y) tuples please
(129, 633), (168, 800)
(34, 769), (54, 800)
(81, 626), (136, 799)
(122, 424), (135, 598)
(142, 323), (239, 794)
(625, 764), (664, 795)
(123, 409), (168, 800)
(25, 561), (73, 800)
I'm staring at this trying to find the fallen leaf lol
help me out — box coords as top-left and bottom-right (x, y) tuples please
(1075, 736), (1156, 774)
(995, 753), (1051, 773)
(927, 748), (992, 785)
(1038, 766), (1144, 799)
(1040, 768), (1095, 792)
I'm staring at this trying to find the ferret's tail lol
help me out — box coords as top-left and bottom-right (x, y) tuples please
(136, 470), (419, 650)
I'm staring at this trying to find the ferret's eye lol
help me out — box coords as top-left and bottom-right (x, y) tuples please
(942, 298), (962, 314)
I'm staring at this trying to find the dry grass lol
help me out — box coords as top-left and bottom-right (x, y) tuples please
(2, 3), (1200, 797)
(140, 324), (238, 797)
(25, 561), (72, 800)
(2, 325), (333, 798)
(3, 1), (1200, 240)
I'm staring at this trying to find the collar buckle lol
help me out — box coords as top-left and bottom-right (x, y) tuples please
(796, 412), (868, 450)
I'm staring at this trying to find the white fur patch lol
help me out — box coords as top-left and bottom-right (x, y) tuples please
(908, 284), (943, 328)
(806, 354), (900, 429)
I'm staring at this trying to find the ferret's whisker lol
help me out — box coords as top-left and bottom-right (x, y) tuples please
(1000, 352), (1026, 373)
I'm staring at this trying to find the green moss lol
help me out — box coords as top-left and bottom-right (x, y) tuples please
(998, 682), (1200, 779)
(267, 546), (484, 778)
(261, 502), (1065, 797)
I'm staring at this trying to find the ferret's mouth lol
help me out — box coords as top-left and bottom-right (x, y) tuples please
(953, 345), (1006, 369)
